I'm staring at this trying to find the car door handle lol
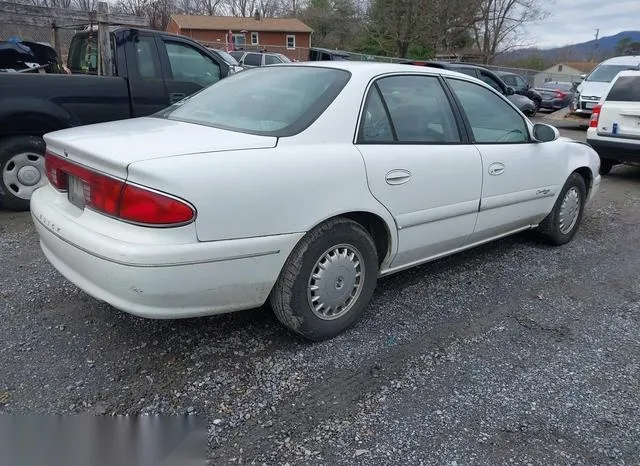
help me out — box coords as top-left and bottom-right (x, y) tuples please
(169, 93), (186, 104)
(385, 169), (412, 185)
(488, 163), (505, 176)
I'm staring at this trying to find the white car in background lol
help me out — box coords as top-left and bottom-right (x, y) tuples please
(31, 62), (601, 341)
(587, 70), (640, 174)
(573, 55), (640, 115)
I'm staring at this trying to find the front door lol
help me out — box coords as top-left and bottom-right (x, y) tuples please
(445, 77), (566, 241)
(355, 74), (483, 269)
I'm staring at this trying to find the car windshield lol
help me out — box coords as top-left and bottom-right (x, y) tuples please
(586, 64), (638, 83)
(158, 66), (350, 137)
(214, 49), (240, 66)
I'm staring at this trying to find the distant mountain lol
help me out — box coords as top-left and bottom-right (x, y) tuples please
(497, 31), (640, 64)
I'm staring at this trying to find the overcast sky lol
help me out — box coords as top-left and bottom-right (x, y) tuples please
(524, 0), (640, 48)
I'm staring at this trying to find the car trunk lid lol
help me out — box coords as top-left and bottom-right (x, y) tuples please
(43, 117), (278, 179)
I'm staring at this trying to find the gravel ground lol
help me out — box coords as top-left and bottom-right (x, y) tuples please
(1, 128), (639, 465)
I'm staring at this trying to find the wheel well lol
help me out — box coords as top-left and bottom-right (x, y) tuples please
(573, 167), (593, 195)
(0, 114), (65, 140)
(340, 211), (391, 266)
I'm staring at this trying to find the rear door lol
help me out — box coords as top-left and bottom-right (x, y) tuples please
(125, 32), (169, 117)
(355, 74), (482, 268)
(156, 36), (225, 104)
(598, 74), (640, 139)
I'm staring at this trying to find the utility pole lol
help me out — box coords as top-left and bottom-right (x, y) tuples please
(589, 28), (599, 62)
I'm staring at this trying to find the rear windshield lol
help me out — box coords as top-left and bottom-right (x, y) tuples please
(159, 66), (351, 137)
(606, 75), (640, 102)
(586, 64), (638, 83)
(541, 82), (573, 91)
(67, 33), (98, 74)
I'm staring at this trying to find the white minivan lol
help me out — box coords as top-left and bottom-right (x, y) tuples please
(586, 70), (640, 174)
(572, 56), (640, 115)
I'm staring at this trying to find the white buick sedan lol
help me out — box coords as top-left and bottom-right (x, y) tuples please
(31, 62), (601, 340)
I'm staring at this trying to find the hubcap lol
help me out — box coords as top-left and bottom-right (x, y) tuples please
(2, 152), (46, 200)
(307, 244), (365, 320)
(558, 187), (581, 234)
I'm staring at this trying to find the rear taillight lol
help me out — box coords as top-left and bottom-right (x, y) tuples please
(119, 184), (195, 225)
(45, 151), (195, 226)
(554, 91), (567, 99)
(590, 104), (602, 128)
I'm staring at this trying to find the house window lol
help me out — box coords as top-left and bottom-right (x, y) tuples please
(251, 32), (259, 45)
(233, 34), (245, 46)
(286, 34), (295, 50)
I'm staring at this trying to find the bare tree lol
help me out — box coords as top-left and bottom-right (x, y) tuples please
(472, 0), (548, 63)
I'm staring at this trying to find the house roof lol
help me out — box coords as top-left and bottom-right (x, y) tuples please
(170, 15), (313, 33)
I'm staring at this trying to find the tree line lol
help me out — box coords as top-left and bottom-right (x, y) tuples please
(16, 0), (548, 63)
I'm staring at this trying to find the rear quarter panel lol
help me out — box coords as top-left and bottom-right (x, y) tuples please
(125, 143), (397, 247)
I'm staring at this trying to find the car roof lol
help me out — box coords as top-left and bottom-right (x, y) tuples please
(614, 70), (640, 78)
(599, 55), (640, 66)
(281, 60), (484, 80)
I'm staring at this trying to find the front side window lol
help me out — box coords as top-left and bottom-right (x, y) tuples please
(501, 75), (517, 87)
(165, 41), (221, 87)
(160, 67), (350, 137)
(479, 71), (504, 92)
(515, 76), (529, 90)
(606, 75), (640, 102)
(448, 78), (529, 143)
(359, 75), (461, 143)
(286, 35), (296, 50)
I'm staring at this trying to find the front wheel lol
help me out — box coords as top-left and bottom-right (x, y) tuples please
(270, 217), (379, 341)
(0, 136), (47, 211)
(537, 173), (587, 246)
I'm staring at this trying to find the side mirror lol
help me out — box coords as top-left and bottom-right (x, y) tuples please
(580, 73), (587, 80)
(505, 86), (515, 96)
(532, 123), (559, 143)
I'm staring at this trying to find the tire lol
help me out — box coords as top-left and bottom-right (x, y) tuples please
(0, 136), (46, 211)
(537, 172), (587, 246)
(270, 217), (379, 341)
(599, 158), (615, 175)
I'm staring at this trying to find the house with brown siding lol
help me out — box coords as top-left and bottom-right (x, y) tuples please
(167, 14), (313, 60)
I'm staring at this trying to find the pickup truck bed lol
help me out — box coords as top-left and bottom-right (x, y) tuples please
(0, 27), (231, 210)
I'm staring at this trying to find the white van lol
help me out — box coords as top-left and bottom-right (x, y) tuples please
(586, 70), (640, 174)
(572, 55), (640, 115)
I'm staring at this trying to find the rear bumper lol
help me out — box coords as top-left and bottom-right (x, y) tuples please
(586, 136), (640, 164)
(31, 185), (303, 319)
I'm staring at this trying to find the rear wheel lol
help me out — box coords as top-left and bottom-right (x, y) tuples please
(0, 136), (46, 211)
(270, 217), (379, 341)
(537, 173), (587, 246)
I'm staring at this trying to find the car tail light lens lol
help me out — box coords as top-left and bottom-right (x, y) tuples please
(590, 104), (602, 128)
(554, 91), (567, 99)
(119, 184), (195, 225)
(45, 151), (195, 226)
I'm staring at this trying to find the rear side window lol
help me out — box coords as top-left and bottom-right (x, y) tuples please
(606, 76), (640, 102)
(359, 75), (461, 143)
(265, 55), (282, 65)
(243, 53), (262, 66)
